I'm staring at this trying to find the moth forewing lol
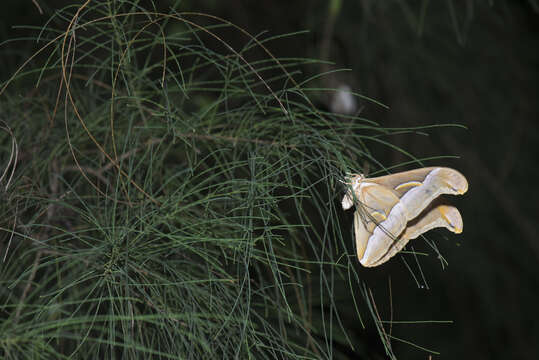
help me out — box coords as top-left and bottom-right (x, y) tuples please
(345, 177), (403, 263)
(355, 183), (407, 266)
(398, 168), (468, 220)
(372, 167), (467, 196)
(361, 201), (408, 266)
(370, 167), (434, 194)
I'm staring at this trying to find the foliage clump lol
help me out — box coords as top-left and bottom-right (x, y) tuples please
(0, 1), (439, 359)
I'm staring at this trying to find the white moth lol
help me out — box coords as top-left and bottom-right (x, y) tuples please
(342, 167), (468, 267)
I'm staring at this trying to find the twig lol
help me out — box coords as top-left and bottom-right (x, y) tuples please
(0, 121), (19, 191)
(368, 288), (393, 355)
(283, 265), (320, 357)
(61, 165), (110, 185)
(99, 137), (164, 173)
(32, 0), (43, 14)
(179, 132), (296, 149)
(2, 207), (16, 262)
(388, 276), (393, 337)
(40, 249), (90, 266)
(15, 250), (42, 321)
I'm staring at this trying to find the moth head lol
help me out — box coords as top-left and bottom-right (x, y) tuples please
(341, 173), (365, 210)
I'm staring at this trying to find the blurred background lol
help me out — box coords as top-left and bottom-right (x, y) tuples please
(1, 0), (538, 358)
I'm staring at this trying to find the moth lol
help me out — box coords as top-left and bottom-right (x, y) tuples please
(342, 167), (468, 267)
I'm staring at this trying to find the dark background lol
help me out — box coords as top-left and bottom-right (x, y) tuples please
(2, 1), (538, 358)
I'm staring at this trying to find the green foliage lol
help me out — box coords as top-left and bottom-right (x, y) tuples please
(0, 1), (459, 358)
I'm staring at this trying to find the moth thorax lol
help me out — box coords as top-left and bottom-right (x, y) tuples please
(341, 173), (362, 210)
(350, 173), (365, 189)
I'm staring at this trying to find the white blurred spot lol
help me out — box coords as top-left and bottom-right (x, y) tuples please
(330, 84), (357, 115)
